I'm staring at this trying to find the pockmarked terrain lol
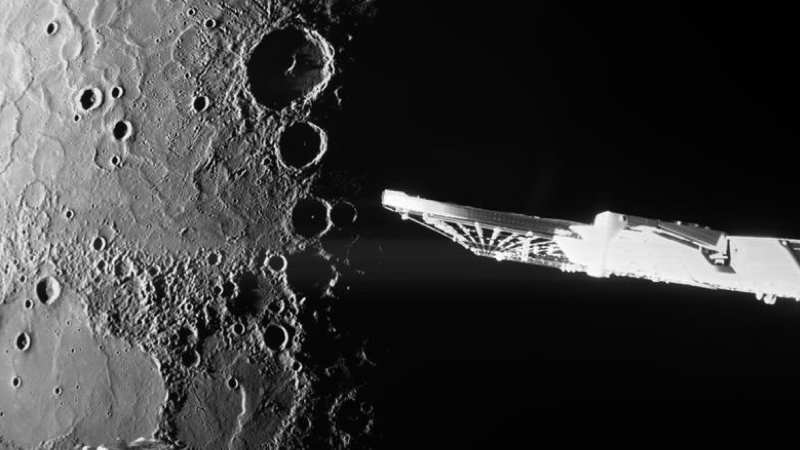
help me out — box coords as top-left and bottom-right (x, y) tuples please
(0, 1), (375, 449)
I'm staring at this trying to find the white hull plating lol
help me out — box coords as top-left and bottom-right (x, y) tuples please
(382, 190), (800, 304)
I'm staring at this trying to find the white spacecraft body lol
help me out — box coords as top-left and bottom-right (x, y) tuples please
(382, 189), (800, 304)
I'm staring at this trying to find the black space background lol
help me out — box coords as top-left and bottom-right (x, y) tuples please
(314, 2), (799, 448)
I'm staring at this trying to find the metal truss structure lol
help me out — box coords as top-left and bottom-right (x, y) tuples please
(382, 190), (800, 304)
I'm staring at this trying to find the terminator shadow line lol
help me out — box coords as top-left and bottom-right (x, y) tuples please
(382, 189), (800, 305)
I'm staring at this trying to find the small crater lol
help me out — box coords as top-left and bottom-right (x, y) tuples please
(192, 95), (209, 112)
(110, 155), (121, 167)
(263, 324), (288, 351)
(204, 18), (218, 29)
(23, 299), (33, 310)
(296, 416), (312, 432)
(16, 332), (30, 351)
(362, 338), (388, 365)
(207, 252), (221, 266)
(92, 236), (107, 251)
(221, 280), (236, 298)
(112, 120), (132, 141)
(181, 349), (200, 368)
(46, 22), (58, 36)
(232, 322), (245, 335)
(64, 208), (74, 220)
(331, 201), (357, 227)
(227, 376), (238, 390)
(36, 276), (62, 304)
(285, 250), (336, 297)
(267, 300), (284, 314)
(54, 386), (62, 396)
(78, 88), (102, 111)
(22, 182), (46, 209)
(278, 122), (327, 170)
(246, 27), (335, 109)
(267, 255), (287, 273)
(291, 198), (330, 238)
(11, 376), (21, 389)
(176, 326), (195, 347)
(187, 7), (197, 17)
(338, 399), (371, 434)
(110, 85), (124, 99)
(114, 259), (133, 279)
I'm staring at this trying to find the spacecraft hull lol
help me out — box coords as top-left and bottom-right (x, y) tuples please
(382, 190), (800, 304)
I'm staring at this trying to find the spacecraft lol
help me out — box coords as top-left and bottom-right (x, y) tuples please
(382, 189), (800, 304)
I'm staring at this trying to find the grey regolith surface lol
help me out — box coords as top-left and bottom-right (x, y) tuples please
(0, 1), (372, 449)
